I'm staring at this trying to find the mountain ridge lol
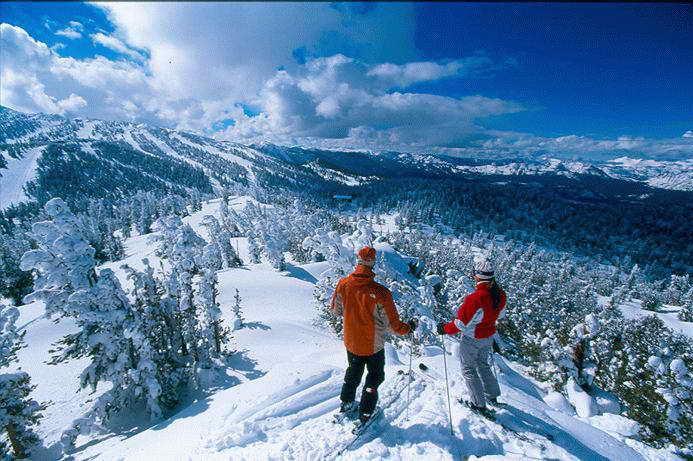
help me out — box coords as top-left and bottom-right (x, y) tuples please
(1, 105), (691, 213)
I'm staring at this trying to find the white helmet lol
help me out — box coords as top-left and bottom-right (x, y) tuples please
(473, 256), (495, 280)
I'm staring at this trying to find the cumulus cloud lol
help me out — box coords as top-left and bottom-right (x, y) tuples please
(2, 11), (690, 161)
(54, 21), (83, 40)
(219, 54), (523, 150)
(367, 56), (494, 87)
(90, 32), (145, 60)
(1, 23), (147, 117)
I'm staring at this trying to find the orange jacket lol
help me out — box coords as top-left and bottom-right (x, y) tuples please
(331, 265), (411, 356)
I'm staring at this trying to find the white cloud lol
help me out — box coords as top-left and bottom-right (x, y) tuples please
(90, 32), (145, 60)
(1, 23), (147, 117)
(2, 17), (690, 161)
(55, 21), (83, 40)
(368, 56), (494, 87)
(219, 54), (523, 149)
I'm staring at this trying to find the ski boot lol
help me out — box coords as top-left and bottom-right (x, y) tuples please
(333, 401), (358, 424)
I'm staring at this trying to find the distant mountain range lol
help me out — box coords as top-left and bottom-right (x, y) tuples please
(1, 106), (691, 210)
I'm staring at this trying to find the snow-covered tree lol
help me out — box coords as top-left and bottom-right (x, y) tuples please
(246, 229), (262, 264)
(201, 215), (241, 269)
(20, 198), (97, 318)
(0, 303), (45, 458)
(0, 231), (33, 305)
(258, 224), (286, 270)
(664, 274), (690, 306)
(196, 243), (230, 360)
(678, 289), (693, 322)
(647, 353), (693, 446)
(232, 289), (244, 331)
(303, 228), (355, 334)
(55, 269), (165, 449)
(219, 197), (242, 237)
(122, 260), (185, 413)
(640, 284), (663, 312)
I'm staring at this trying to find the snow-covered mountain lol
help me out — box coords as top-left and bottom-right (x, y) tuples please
(9, 197), (688, 460)
(1, 106), (691, 211)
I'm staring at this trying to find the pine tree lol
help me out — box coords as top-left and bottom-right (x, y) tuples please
(19, 199), (169, 449)
(20, 197), (98, 318)
(54, 269), (165, 448)
(0, 303), (46, 458)
(201, 215), (241, 269)
(232, 288), (244, 331)
(219, 196), (242, 237)
(678, 288), (693, 322)
(122, 259), (184, 412)
(640, 284), (663, 312)
(0, 231), (33, 305)
(196, 243), (229, 361)
(246, 229), (262, 264)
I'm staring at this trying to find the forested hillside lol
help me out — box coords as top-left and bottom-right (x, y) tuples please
(1, 107), (691, 459)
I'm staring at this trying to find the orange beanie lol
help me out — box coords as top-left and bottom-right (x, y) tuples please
(357, 246), (376, 263)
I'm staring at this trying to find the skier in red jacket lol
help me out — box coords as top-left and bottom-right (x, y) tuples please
(437, 256), (506, 413)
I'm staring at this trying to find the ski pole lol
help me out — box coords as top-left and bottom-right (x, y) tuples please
(406, 343), (413, 419)
(441, 336), (454, 436)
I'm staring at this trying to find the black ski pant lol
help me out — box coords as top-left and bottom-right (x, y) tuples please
(340, 349), (385, 417)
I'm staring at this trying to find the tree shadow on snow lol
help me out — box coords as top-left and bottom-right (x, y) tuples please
(227, 348), (266, 380)
(67, 351), (267, 453)
(496, 406), (609, 461)
(356, 420), (501, 458)
(283, 263), (318, 284)
(242, 321), (271, 331)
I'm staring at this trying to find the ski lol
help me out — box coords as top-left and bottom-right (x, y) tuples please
(459, 398), (497, 421)
(332, 406), (358, 425)
(334, 371), (412, 456)
(351, 406), (383, 435)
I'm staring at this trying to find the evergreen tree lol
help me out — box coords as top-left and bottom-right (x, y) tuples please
(232, 289), (244, 331)
(20, 198), (98, 318)
(0, 303), (46, 458)
(0, 231), (33, 305)
(201, 215), (241, 269)
(55, 269), (165, 449)
(219, 196), (242, 237)
(678, 289), (693, 322)
(196, 243), (230, 360)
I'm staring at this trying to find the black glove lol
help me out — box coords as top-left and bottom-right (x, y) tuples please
(407, 318), (418, 331)
(436, 322), (446, 335)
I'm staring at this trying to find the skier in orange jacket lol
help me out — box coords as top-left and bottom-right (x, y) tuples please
(331, 246), (417, 423)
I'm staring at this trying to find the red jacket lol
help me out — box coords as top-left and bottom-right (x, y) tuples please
(443, 282), (506, 339)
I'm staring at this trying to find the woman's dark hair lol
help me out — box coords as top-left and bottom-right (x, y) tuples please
(489, 278), (505, 310)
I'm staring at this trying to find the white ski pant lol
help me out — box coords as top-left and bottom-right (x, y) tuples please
(457, 335), (500, 408)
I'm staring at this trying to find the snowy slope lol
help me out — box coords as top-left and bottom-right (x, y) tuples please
(7, 196), (683, 461)
(0, 146), (43, 209)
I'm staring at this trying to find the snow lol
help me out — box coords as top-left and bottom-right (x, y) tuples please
(619, 300), (693, 340)
(7, 197), (685, 460)
(76, 120), (97, 139)
(0, 146), (43, 209)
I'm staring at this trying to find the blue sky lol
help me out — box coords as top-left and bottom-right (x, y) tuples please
(1, 2), (691, 158)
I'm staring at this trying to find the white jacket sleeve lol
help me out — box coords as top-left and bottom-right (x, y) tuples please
(453, 308), (484, 338)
